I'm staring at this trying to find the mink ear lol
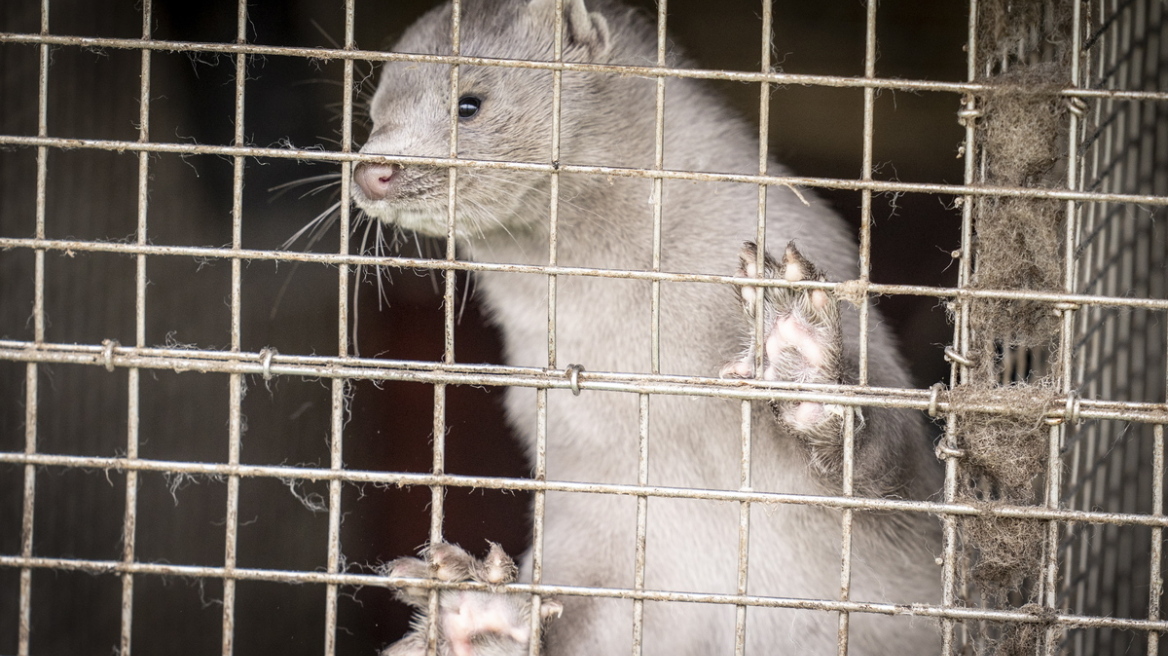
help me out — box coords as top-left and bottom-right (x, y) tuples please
(529, 0), (611, 58)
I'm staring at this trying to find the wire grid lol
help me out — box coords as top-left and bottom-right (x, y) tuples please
(0, 0), (1166, 655)
(1059, 0), (1168, 654)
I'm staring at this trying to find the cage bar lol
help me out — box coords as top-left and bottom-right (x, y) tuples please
(0, 1), (1165, 655)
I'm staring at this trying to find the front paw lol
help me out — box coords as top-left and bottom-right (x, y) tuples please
(383, 542), (562, 656)
(724, 241), (849, 441)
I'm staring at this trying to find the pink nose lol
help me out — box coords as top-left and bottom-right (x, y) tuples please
(354, 163), (400, 201)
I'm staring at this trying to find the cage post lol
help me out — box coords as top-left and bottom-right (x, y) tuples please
(547, 0), (563, 374)
(629, 2), (671, 650)
(938, 1), (982, 653)
(530, 385), (549, 656)
(631, 392), (650, 656)
(648, 0), (666, 413)
(528, 3), (569, 652)
(832, 2), (881, 653)
(219, 2), (251, 654)
(120, 1), (154, 653)
(323, 2), (358, 654)
(734, 0), (776, 651)
(421, 2), (464, 653)
(17, 2), (52, 655)
(1066, 4), (1103, 649)
(1149, 423), (1165, 653)
(1043, 0), (1086, 652)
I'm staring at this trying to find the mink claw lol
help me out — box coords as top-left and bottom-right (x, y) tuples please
(381, 542), (562, 656)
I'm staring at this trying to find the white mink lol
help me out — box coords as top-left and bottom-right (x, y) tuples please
(352, 1), (943, 654)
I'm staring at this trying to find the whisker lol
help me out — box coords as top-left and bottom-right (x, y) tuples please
(268, 173), (343, 201)
(373, 219), (393, 310)
(309, 18), (342, 49)
(313, 133), (347, 148)
(457, 269), (472, 325)
(351, 215), (380, 357)
(280, 199), (342, 250)
(290, 78), (347, 89)
(269, 256), (307, 323)
(408, 232), (442, 295)
(270, 198), (344, 322)
(303, 181), (345, 197)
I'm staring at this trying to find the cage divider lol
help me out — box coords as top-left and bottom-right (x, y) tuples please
(633, 393), (650, 656)
(1040, 1), (1086, 652)
(1069, 12), (1103, 645)
(939, 3), (982, 653)
(219, 2), (251, 654)
(17, 2), (52, 655)
(527, 3), (567, 654)
(119, 1), (154, 653)
(323, 2), (357, 654)
(417, 3), (465, 655)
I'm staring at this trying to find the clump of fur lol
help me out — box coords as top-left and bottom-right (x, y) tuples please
(977, 0), (1073, 76)
(980, 67), (1069, 185)
(970, 196), (1064, 349)
(970, 64), (1069, 349)
(950, 382), (1056, 599)
(952, 381), (1058, 500)
(961, 513), (1046, 598)
(984, 604), (1055, 656)
(971, 0), (1069, 350)
(952, 3), (1075, 650)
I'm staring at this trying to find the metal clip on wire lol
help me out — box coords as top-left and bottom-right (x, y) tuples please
(943, 347), (976, 368)
(927, 382), (946, 418)
(1046, 391), (1082, 426)
(957, 106), (982, 127)
(1066, 391), (1082, 425)
(935, 443), (967, 461)
(259, 348), (278, 381)
(565, 364), (585, 396)
(101, 339), (120, 372)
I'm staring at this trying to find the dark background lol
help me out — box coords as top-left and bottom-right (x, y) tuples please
(0, 0), (964, 654)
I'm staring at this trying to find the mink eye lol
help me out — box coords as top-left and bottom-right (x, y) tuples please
(457, 95), (482, 119)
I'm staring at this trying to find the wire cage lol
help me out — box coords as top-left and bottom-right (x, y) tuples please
(1056, 1), (1168, 654)
(0, 0), (1165, 655)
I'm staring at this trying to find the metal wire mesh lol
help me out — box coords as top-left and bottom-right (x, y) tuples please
(1060, 1), (1168, 655)
(0, 1), (1165, 655)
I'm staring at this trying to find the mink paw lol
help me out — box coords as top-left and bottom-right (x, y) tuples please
(722, 241), (848, 440)
(382, 542), (562, 656)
